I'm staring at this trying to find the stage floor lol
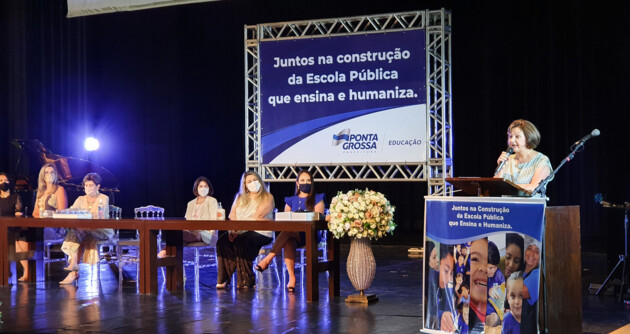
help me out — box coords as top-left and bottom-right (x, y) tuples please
(0, 245), (627, 333)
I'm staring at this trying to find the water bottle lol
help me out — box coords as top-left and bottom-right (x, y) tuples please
(217, 202), (225, 220)
(97, 198), (104, 219)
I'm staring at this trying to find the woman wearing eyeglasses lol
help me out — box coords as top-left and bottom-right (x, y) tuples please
(59, 172), (113, 284)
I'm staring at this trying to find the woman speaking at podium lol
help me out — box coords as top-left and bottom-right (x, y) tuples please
(494, 119), (553, 193)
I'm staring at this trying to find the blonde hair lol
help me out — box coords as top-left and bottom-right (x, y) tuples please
(235, 171), (270, 207)
(36, 163), (59, 199)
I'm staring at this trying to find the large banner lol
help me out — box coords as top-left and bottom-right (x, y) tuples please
(259, 29), (427, 164)
(422, 197), (546, 334)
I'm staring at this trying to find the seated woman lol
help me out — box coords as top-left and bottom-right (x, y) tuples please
(0, 172), (23, 217)
(157, 176), (219, 258)
(184, 176), (218, 244)
(18, 163), (68, 282)
(59, 172), (113, 284)
(215, 171), (274, 289)
(254, 170), (325, 292)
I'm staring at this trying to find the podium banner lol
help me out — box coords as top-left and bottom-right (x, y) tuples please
(422, 196), (546, 334)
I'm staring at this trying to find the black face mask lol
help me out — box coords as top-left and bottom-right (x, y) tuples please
(0, 183), (10, 191)
(298, 183), (311, 194)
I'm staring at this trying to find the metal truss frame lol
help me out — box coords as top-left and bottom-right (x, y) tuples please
(244, 9), (452, 194)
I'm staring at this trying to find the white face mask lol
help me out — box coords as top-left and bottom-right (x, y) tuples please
(84, 184), (97, 196)
(198, 187), (209, 197)
(246, 180), (261, 193)
(45, 174), (55, 183)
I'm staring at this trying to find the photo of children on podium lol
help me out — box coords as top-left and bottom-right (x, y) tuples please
(422, 197), (545, 334)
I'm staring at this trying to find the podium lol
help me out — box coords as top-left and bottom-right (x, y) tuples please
(542, 205), (582, 334)
(442, 177), (582, 334)
(446, 177), (531, 197)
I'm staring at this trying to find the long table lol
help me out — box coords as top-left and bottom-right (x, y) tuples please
(148, 219), (339, 301)
(0, 217), (339, 302)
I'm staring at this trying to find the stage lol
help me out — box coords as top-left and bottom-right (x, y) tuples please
(0, 245), (626, 333)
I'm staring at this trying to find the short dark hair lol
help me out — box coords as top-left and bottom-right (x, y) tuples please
(192, 176), (214, 197)
(440, 243), (454, 261)
(488, 241), (500, 265)
(83, 172), (102, 186)
(508, 119), (541, 149)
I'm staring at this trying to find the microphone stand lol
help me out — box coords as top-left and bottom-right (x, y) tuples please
(596, 201), (630, 302)
(531, 141), (587, 197)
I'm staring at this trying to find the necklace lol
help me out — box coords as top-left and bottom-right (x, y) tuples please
(86, 194), (98, 209)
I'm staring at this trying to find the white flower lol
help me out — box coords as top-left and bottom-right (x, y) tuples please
(328, 189), (395, 241)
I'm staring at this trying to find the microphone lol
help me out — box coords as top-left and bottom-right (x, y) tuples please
(494, 147), (514, 176)
(574, 129), (600, 146)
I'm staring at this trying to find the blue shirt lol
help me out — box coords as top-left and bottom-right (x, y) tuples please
(456, 263), (466, 275)
(458, 313), (469, 333)
(524, 268), (540, 305)
(488, 268), (506, 289)
(285, 193), (326, 212)
(437, 286), (457, 329)
(501, 312), (520, 334)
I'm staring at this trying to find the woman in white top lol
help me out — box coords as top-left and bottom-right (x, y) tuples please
(215, 171), (274, 289)
(157, 176), (219, 258)
(17, 163), (68, 282)
(183, 176), (219, 245)
(59, 172), (113, 284)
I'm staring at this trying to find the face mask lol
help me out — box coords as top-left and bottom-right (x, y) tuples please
(85, 188), (96, 196)
(198, 187), (209, 197)
(298, 183), (311, 194)
(247, 180), (261, 193)
(0, 183), (9, 191)
(45, 174), (55, 183)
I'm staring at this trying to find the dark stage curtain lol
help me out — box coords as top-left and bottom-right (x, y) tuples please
(1, 0), (629, 253)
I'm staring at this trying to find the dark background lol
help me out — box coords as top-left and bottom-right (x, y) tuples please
(1, 1), (629, 262)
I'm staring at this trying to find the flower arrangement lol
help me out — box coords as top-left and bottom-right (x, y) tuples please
(327, 189), (396, 240)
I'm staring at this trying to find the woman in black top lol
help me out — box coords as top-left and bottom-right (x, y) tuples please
(0, 172), (23, 217)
